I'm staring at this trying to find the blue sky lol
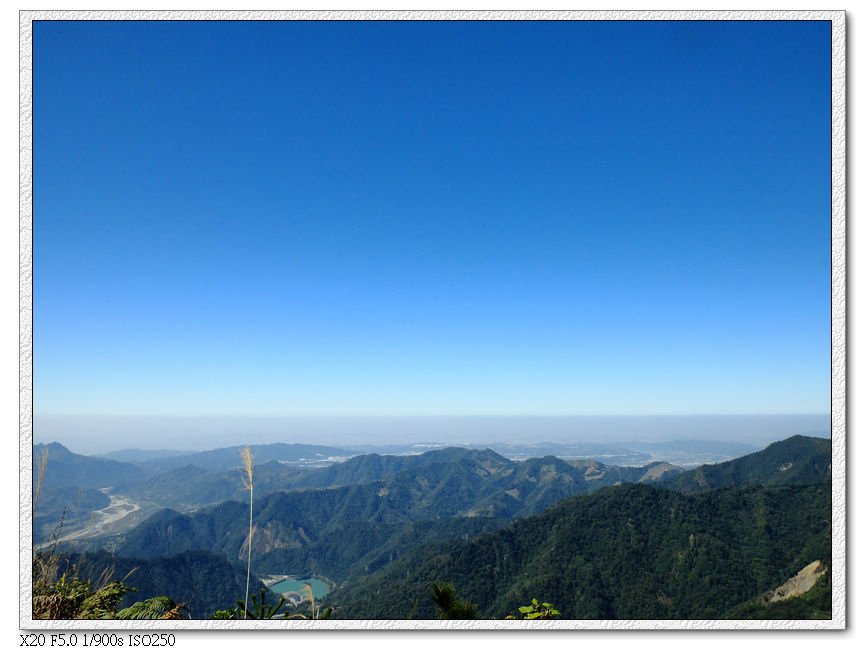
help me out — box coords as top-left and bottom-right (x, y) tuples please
(33, 20), (831, 422)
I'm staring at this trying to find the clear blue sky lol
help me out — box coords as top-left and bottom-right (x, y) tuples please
(33, 20), (831, 420)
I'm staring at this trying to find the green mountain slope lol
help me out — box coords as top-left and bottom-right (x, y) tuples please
(108, 436), (832, 591)
(329, 482), (831, 619)
(114, 448), (675, 562)
(112, 450), (638, 585)
(54, 549), (264, 619)
(254, 517), (511, 581)
(123, 447), (513, 509)
(123, 446), (680, 512)
(667, 435), (830, 493)
(67, 434), (832, 621)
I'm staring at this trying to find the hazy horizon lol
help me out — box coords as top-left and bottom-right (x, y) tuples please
(33, 413), (830, 455)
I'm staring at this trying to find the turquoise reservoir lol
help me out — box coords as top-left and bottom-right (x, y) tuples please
(269, 577), (330, 599)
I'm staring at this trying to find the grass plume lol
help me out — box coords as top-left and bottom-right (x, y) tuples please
(34, 446), (49, 508)
(240, 447), (254, 619)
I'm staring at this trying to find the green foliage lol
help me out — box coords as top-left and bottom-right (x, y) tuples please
(33, 574), (129, 619)
(213, 586), (334, 620)
(283, 604), (334, 620)
(32, 552), (188, 620)
(236, 587), (286, 620)
(430, 582), (479, 620)
(32, 550), (134, 620)
(116, 596), (184, 620)
(77, 580), (131, 619)
(432, 584), (562, 621)
(58, 550), (262, 619)
(514, 598), (561, 620)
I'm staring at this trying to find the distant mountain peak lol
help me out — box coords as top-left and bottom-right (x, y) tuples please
(667, 435), (830, 493)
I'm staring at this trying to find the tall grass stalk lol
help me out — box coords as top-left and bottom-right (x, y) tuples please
(240, 447), (254, 620)
(303, 583), (316, 620)
(34, 446), (49, 509)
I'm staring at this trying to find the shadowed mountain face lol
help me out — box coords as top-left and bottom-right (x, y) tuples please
(33, 442), (145, 490)
(32, 443), (150, 544)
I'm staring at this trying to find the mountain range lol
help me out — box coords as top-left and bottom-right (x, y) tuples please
(110, 447), (696, 565)
(33, 434), (832, 619)
(330, 481), (830, 619)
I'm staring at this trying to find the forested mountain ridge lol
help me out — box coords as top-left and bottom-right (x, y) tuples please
(329, 481), (831, 619)
(323, 435), (833, 619)
(125, 434), (826, 508)
(118, 434), (829, 516)
(666, 435), (830, 493)
(124, 447), (512, 509)
(283, 447), (512, 489)
(121, 446), (685, 511)
(114, 447), (691, 562)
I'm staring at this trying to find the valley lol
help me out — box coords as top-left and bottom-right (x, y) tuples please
(41, 489), (141, 546)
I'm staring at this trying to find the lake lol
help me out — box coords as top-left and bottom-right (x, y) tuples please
(269, 577), (330, 599)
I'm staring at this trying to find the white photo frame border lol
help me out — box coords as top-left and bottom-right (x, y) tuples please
(18, 9), (847, 631)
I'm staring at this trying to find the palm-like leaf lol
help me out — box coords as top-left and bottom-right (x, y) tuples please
(430, 582), (478, 620)
(118, 596), (182, 620)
